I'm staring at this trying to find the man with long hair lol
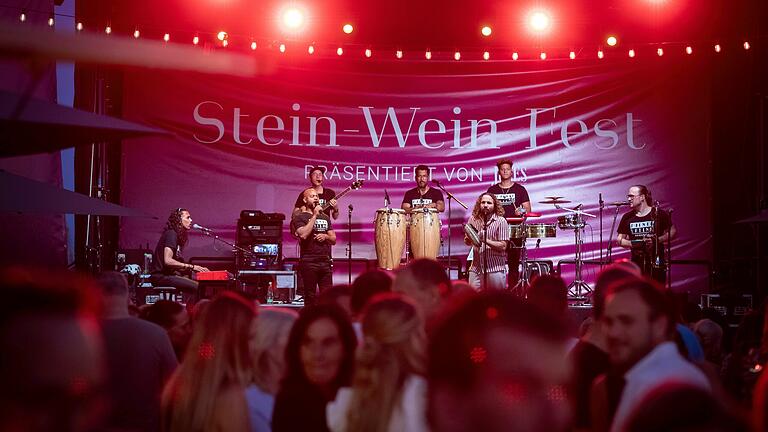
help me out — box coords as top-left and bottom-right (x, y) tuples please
(616, 185), (676, 282)
(463, 193), (509, 290)
(149, 208), (209, 296)
(487, 158), (531, 289)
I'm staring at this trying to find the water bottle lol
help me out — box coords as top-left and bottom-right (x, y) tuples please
(266, 281), (274, 304)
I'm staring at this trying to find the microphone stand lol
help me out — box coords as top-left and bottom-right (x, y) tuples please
(347, 204), (353, 285)
(599, 193), (605, 269)
(197, 229), (254, 274)
(667, 208), (673, 290)
(607, 206), (623, 263)
(432, 180), (468, 276)
(483, 212), (489, 290)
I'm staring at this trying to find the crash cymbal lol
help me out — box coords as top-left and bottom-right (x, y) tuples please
(544, 196), (564, 200)
(539, 198), (572, 205)
(506, 217), (525, 224)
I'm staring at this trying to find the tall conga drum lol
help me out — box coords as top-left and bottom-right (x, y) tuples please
(409, 208), (441, 259)
(374, 208), (406, 269)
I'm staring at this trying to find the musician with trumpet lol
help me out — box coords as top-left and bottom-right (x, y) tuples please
(464, 193), (510, 290)
(616, 185), (676, 282)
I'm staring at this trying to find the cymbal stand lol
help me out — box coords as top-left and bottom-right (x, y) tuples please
(556, 205), (594, 303)
(512, 214), (532, 297)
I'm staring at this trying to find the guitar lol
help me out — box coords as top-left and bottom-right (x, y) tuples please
(321, 180), (364, 213)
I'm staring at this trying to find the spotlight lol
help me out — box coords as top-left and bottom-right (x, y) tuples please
(217, 31), (228, 41)
(540, 52), (546, 60)
(481, 26), (492, 37)
(163, 33), (170, 42)
(337, 47), (343, 56)
(597, 50), (604, 59)
(365, 48), (372, 58)
(714, 44), (721, 53)
(657, 47), (664, 56)
(281, 7), (305, 31)
(308, 45), (314, 54)
(454, 51), (461, 61)
(483, 51), (490, 60)
(251, 41), (258, 50)
(425, 50), (432, 60)
(527, 10), (552, 33)
(685, 46), (692, 55)
(512, 52), (519, 60)
(628, 49), (635, 58)
(396, 50), (403, 59)
(606, 36), (618, 46)
(743, 41), (750, 50)
(569, 51), (575, 59)
(342, 23), (353, 34)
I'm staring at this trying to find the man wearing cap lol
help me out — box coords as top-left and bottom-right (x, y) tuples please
(292, 166), (339, 220)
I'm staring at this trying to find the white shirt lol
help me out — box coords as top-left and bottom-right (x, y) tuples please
(610, 341), (711, 432)
(326, 375), (429, 432)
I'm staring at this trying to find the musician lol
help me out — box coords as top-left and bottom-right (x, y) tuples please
(401, 165), (445, 212)
(464, 193), (510, 290)
(292, 166), (339, 220)
(616, 185), (676, 282)
(292, 188), (337, 305)
(487, 158), (531, 288)
(149, 208), (209, 297)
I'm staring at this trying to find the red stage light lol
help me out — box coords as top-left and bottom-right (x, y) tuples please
(282, 8), (304, 30)
(343, 23), (353, 34)
(222, 40), (228, 47)
(19, 12), (26, 22)
(481, 26), (492, 37)
(47, 17), (54, 27)
(76, 22), (83, 31)
(526, 10), (552, 34)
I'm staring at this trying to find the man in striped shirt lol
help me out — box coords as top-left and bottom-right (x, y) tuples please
(464, 193), (510, 290)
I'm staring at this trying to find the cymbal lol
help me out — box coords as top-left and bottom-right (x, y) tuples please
(544, 196), (564, 200)
(525, 212), (542, 218)
(539, 198), (572, 204)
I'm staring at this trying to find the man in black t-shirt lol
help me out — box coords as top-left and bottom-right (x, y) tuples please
(487, 158), (531, 288)
(149, 208), (209, 296)
(291, 188), (337, 305)
(401, 164), (445, 212)
(616, 185), (676, 282)
(292, 166), (339, 220)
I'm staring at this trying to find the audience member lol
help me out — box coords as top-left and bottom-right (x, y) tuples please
(393, 259), (451, 323)
(245, 308), (298, 432)
(272, 304), (356, 432)
(162, 291), (258, 431)
(141, 299), (191, 361)
(0, 267), (105, 432)
(350, 269), (392, 339)
(318, 285), (353, 318)
(600, 278), (710, 432)
(327, 293), (428, 432)
(96, 272), (178, 432)
(427, 291), (571, 432)
(695, 318), (724, 367)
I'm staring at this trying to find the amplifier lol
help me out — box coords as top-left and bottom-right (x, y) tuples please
(700, 293), (753, 327)
(238, 270), (297, 303)
(237, 210), (286, 270)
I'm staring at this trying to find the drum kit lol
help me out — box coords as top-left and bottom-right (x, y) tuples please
(374, 207), (442, 270)
(372, 195), (597, 302)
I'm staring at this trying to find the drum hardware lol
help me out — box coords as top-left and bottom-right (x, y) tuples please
(511, 211), (532, 296)
(551, 201), (596, 303)
(431, 179), (468, 272)
(346, 204), (353, 284)
(606, 200), (630, 264)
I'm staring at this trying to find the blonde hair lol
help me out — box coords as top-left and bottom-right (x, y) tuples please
(162, 293), (257, 431)
(345, 293), (426, 432)
(251, 308), (298, 394)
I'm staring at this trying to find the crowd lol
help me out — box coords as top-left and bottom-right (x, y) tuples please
(1, 258), (767, 432)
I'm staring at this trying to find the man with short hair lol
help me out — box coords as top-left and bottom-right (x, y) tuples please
(401, 165), (445, 213)
(393, 258), (450, 322)
(292, 188), (337, 305)
(601, 278), (709, 432)
(96, 271), (178, 432)
(293, 166), (339, 220)
(487, 158), (531, 288)
(427, 291), (572, 432)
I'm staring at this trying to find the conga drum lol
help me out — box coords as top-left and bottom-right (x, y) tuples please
(409, 208), (441, 259)
(374, 209), (406, 269)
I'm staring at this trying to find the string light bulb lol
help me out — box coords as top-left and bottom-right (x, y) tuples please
(105, 25), (111, 34)
(163, 33), (170, 42)
(628, 49), (635, 58)
(714, 44), (721, 53)
(425, 50), (432, 60)
(47, 16), (54, 27)
(686, 46), (693, 55)
(743, 41), (751, 50)
(454, 51), (461, 61)
(337, 47), (343, 56)
(251, 41), (258, 50)
(76, 22), (83, 31)
(540, 52), (546, 60)
(133, 29), (140, 39)
(279, 43), (285, 52)
(19, 11), (26, 22)
(597, 50), (604, 59)
(396, 50), (403, 59)
(483, 51), (490, 60)
(512, 52), (519, 60)
(569, 51), (576, 59)
(193, 35), (199, 45)
(657, 47), (664, 56)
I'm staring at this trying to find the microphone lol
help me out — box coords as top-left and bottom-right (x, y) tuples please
(192, 223), (212, 232)
(575, 203), (583, 210)
(384, 189), (391, 207)
(348, 204), (354, 211)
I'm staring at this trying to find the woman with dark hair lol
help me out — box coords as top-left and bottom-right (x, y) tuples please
(149, 208), (208, 296)
(272, 304), (357, 432)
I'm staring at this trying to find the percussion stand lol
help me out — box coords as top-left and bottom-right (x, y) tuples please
(512, 215), (532, 297)
(432, 181), (469, 273)
(556, 205), (595, 302)
(347, 204), (353, 285)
